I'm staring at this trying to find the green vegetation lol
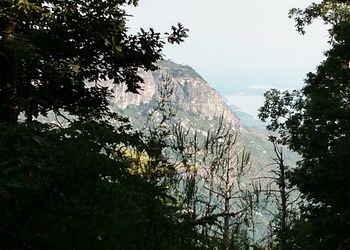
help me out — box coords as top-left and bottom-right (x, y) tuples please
(260, 1), (350, 249)
(0, 1), (197, 249)
(0, 121), (197, 249)
(1, 0), (349, 249)
(157, 60), (206, 81)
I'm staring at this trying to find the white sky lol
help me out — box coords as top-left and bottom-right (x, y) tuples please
(126, 0), (329, 117)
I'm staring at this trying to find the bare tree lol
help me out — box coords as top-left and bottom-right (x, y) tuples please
(145, 76), (261, 249)
(255, 138), (301, 250)
(173, 114), (259, 249)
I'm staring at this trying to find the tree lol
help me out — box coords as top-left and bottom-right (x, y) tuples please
(0, 120), (199, 249)
(0, 1), (196, 249)
(259, 2), (350, 248)
(288, 0), (350, 34)
(256, 139), (301, 250)
(172, 115), (259, 250)
(0, 0), (187, 123)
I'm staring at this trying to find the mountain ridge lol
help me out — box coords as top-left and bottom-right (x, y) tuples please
(106, 60), (241, 128)
(103, 60), (298, 170)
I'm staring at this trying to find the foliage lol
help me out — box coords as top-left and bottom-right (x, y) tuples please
(0, 0), (188, 123)
(0, 120), (199, 249)
(289, 0), (350, 34)
(259, 3), (350, 248)
(0, 0), (196, 249)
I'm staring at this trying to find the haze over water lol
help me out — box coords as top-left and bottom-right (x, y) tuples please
(126, 0), (329, 118)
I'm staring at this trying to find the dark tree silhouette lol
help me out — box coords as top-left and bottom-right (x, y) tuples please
(0, 0), (187, 123)
(260, 2), (350, 248)
(0, 1), (197, 249)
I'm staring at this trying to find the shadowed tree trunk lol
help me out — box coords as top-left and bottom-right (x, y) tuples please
(0, 51), (18, 124)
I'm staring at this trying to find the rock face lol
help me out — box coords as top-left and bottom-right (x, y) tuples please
(106, 60), (241, 127)
(104, 70), (157, 110)
(101, 61), (299, 242)
(102, 60), (298, 170)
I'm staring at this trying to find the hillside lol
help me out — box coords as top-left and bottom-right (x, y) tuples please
(229, 104), (266, 129)
(103, 60), (298, 171)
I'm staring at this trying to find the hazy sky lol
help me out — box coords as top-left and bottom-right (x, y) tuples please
(126, 0), (329, 117)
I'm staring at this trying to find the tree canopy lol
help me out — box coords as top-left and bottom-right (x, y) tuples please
(0, 1), (198, 249)
(0, 0), (187, 123)
(260, 1), (350, 249)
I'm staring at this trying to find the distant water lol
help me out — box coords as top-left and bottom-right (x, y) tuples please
(224, 94), (265, 119)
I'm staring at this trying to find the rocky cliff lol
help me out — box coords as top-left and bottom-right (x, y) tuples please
(101, 60), (298, 171)
(100, 61), (299, 242)
(105, 60), (241, 127)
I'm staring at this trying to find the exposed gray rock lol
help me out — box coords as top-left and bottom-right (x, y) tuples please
(103, 60), (241, 128)
(100, 60), (298, 171)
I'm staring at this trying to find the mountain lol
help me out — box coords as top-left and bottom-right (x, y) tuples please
(103, 60), (298, 170)
(101, 60), (300, 242)
(104, 60), (240, 126)
(229, 104), (266, 129)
